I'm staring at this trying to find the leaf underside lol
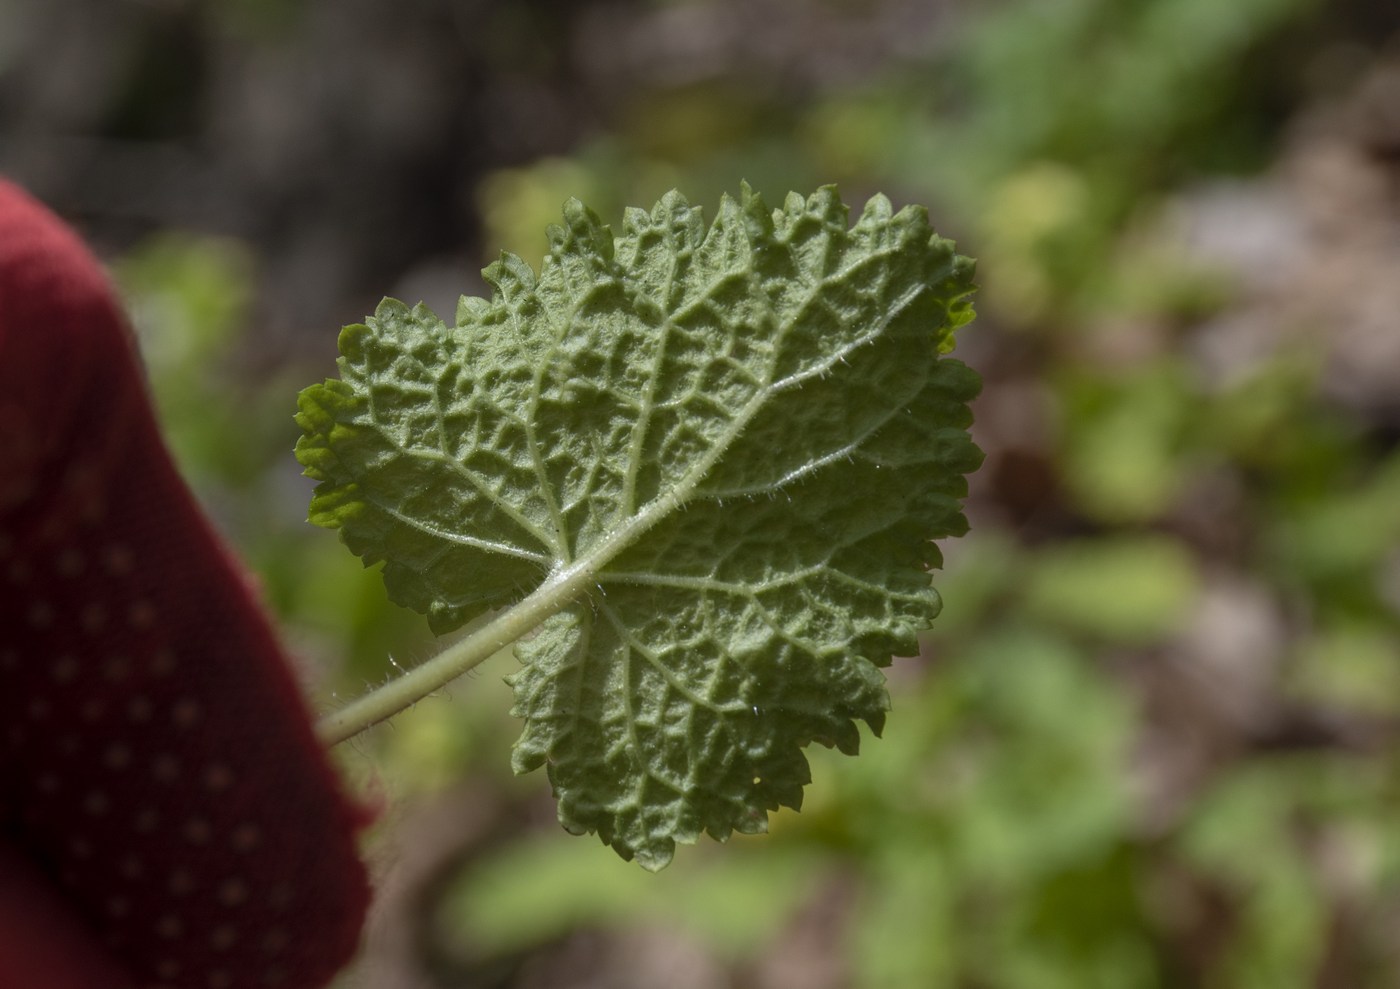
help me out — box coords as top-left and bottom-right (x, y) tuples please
(296, 185), (982, 869)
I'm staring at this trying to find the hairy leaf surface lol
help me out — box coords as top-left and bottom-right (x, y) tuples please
(296, 186), (982, 868)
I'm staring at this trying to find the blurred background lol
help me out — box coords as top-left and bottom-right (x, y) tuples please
(5, 0), (1400, 985)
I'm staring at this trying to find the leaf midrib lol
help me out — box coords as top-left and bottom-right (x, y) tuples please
(317, 220), (929, 745)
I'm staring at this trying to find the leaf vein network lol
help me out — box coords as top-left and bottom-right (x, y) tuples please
(517, 292), (574, 563)
(617, 243), (683, 518)
(400, 447), (558, 553)
(595, 597), (741, 716)
(369, 493), (550, 565)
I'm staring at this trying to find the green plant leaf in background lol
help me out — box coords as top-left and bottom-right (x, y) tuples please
(295, 185), (982, 868)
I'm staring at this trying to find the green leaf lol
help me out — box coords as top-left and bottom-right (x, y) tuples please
(296, 185), (981, 868)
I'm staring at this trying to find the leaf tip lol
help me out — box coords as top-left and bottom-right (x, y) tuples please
(557, 197), (614, 262)
(630, 836), (677, 872)
(482, 251), (538, 296)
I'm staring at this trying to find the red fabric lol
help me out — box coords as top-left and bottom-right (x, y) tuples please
(0, 180), (370, 989)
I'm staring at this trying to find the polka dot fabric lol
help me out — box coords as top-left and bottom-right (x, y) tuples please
(0, 180), (371, 988)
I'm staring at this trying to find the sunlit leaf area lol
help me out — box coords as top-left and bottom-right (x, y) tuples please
(7, 0), (1399, 984)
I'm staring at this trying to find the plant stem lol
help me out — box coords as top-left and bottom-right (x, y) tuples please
(316, 438), (720, 746)
(316, 561), (597, 746)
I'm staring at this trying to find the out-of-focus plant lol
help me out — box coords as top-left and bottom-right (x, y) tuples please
(106, 0), (1400, 983)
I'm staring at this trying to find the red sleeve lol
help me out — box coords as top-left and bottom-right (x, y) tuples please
(0, 179), (371, 989)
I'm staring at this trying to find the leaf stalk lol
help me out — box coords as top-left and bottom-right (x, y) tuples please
(316, 561), (596, 745)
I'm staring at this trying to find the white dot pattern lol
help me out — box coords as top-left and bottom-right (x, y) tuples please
(52, 655), (78, 682)
(0, 520), (367, 989)
(185, 818), (213, 845)
(1, 186), (368, 988)
(0, 542), (282, 983)
(230, 824), (260, 853)
(1, 398), (366, 988)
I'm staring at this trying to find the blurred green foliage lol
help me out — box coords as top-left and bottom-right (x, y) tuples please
(115, 233), (434, 690)
(110, 0), (1400, 984)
